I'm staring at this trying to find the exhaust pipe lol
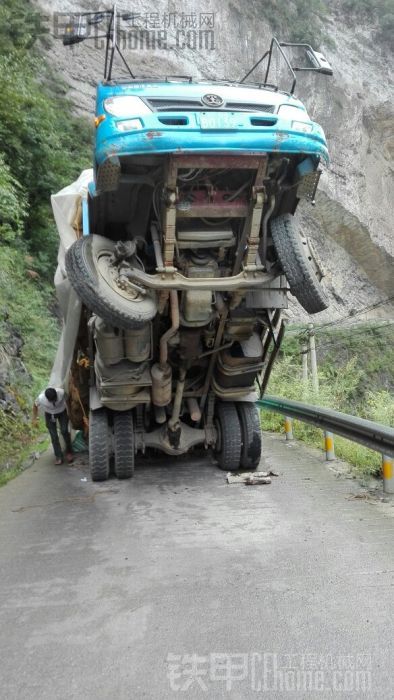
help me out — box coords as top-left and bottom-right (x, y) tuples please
(168, 367), (187, 431)
(187, 398), (201, 423)
(151, 290), (179, 407)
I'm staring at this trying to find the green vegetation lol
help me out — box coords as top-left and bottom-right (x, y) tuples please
(0, 0), (91, 477)
(0, 0), (91, 273)
(0, 154), (27, 243)
(262, 323), (394, 477)
(261, 0), (394, 47)
(0, 246), (59, 469)
(341, 1), (394, 42)
(0, 248), (59, 390)
(0, 437), (49, 488)
(262, 0), (328, 46)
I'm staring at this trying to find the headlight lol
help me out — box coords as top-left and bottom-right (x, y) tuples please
(104, 96), (152, 117)
(291, 121), (313, 133)
(278, 105), (310, 122)
(117, 119), (143, 131)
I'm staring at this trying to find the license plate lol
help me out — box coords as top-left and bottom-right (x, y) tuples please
(199, 112), (238, 130)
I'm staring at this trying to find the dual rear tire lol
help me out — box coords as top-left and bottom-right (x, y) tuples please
(89, 401), (262, 479)
(89, 409), (110, 482)
(214, 402), (262, 472)
(89, 408), (134, 482)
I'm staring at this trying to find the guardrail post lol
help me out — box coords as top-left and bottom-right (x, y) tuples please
(324, 431), (335, 461)
(285, 417), (293, 441)
(301, 344), (308, 384)
(382, 455), (394, 494)
(308, 324), (319, 393)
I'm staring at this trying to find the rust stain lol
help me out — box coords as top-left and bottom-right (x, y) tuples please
(104, 142), (122, 156)
(145, 130), (163, 140)
(272, 131), (288, 152)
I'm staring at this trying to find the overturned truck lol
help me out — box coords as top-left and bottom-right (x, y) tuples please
(52, 10), (332, 480)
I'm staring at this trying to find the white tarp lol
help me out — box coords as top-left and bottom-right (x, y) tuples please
(51, 168), (93, 278)
(49, 169), (93, 388)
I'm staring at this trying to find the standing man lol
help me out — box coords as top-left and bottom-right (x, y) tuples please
(32, 387), (74, 465)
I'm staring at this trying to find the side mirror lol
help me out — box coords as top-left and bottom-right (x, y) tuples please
(307, 49), (333, 75)
(62, 17), (88, 46)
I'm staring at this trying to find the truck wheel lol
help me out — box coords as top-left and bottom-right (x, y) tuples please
(113, 411), (135, 479)
(89, 409), (110, 481)
(66, 235), (157, 330)
(270, 214), (329, 314)
(214, 402), (242, 472)
(237, 403), (262, 470)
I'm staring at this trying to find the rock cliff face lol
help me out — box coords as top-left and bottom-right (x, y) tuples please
(33, 0), (393, 321)
(0, 321), (30, 413)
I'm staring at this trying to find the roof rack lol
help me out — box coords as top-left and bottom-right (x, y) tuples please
(240, 38), (333, 94)
(62, 5), (333, 92)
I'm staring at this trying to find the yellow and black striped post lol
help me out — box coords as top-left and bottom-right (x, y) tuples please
(382, 455), (393, 494)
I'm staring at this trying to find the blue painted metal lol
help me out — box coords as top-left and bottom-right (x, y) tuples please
(82, 197), (90, 236)
(94, 81), (329, 167)
(88, 181), (97, 198)
(296, 156), (315, 177)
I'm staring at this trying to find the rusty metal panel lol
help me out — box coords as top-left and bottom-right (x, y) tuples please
(177, 203), (249, 218)
(172, 154), (268, 170)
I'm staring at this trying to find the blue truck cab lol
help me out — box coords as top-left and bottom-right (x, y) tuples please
(94, 80), (329, 168)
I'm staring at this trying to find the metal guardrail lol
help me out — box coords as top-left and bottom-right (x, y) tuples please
(257, 395), (394, 493)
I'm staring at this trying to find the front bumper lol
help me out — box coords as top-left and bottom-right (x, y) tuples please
(95, 111), (329, 166)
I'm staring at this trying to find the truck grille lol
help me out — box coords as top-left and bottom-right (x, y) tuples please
(226, 102), (275, 113)
(146, 98), (276, 113)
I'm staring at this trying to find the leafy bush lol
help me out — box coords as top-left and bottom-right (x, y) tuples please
(0, 0), (92, 476)
(0, 52), (91, 265)
(0, 0), (44, 53)
(0, 247), (59, 468)
(341, 0), (394, 42)
(261, 0), (394, 48)
(0, 248), (58, 389)
(365, 390), (394, 426)
(261, 0), (329, 46)
(0, 0), (92, 273)
(0, 154), (27, 243)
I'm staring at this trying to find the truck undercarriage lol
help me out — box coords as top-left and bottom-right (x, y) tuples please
(54, 9), (332, 480)
(64, 151), (325, 479)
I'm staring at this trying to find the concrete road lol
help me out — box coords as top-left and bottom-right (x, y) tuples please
(0, 434), (393, 699)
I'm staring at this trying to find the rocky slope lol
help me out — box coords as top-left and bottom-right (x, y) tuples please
(33, 0), (394, 322)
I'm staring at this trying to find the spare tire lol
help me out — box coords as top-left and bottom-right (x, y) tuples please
(270, 214), (329, 314)
(66, 235), (157, 330)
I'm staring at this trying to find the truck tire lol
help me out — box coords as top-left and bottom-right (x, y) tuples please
(65, 235), (157, 330)
(113, 411), (135, 479)
(270, 214), (329, 314)
(214, 402), (242, 472)
(237, 403), (262, 470)
(89, 409), (110, 481)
